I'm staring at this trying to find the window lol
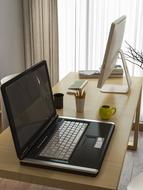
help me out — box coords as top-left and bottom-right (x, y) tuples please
(58, 0), (143, 79)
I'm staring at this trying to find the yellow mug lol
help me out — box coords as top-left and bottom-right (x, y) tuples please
(99, 105), (116, 120)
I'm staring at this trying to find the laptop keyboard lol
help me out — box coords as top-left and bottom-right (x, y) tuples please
(39, 120), (88, 161)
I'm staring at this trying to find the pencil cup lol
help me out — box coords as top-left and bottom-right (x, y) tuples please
(53, 93), (64, 109)
(75, 96), (85, 113)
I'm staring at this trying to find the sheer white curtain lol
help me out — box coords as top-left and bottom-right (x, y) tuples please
(58, 0), (143, 79)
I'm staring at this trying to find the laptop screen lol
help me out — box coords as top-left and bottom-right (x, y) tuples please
(2, 61), (56, 150)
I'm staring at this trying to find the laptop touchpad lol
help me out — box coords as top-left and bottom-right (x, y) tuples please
(83, 135), (96, 147)
(83, 136), (104, 149)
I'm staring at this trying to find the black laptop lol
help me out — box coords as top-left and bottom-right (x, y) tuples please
(1, 60), (115, 176)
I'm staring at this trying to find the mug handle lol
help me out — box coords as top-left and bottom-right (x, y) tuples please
(111, 107), (116, 115)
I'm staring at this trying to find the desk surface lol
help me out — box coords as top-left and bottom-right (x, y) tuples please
(0, 73), (142, 190)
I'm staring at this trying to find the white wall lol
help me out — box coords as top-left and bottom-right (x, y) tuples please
(0, 0), (25, 79)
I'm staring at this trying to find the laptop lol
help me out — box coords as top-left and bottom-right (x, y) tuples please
(1, 60), (115, 176)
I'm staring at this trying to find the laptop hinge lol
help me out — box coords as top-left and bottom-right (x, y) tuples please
(20, 114), (59, 160)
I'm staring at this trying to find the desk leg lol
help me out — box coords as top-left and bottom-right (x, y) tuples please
(128, 88), (142, 150)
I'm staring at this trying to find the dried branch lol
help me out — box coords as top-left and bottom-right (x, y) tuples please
(125, 41), (143, 69)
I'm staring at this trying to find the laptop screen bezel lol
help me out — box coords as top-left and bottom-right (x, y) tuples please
(1, 60), (57, 159)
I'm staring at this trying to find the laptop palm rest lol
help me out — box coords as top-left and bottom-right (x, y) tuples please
(68, 121), (114, 170)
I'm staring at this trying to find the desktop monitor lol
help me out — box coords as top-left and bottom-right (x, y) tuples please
(97, 15), (131, 93)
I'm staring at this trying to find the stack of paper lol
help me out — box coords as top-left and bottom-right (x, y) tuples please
(79, 65), (123, 79)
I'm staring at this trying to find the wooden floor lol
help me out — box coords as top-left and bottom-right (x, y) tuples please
(0, 131), (143, 190)
(118, 131), (143, 190)
(0, 178), (60, 190)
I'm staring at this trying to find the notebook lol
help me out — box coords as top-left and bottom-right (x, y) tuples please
(1, 60), (115, 176)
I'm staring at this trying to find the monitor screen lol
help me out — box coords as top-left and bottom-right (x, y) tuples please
(1, 61), (56, 151)
(97, 16), (126, 91)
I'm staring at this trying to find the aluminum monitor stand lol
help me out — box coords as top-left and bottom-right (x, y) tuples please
(101, 49), (132, 94)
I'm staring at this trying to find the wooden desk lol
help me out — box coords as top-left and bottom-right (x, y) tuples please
(0, 73), (142, 190)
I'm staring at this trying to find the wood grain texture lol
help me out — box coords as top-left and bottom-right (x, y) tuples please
(1, 132), (143, 190)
